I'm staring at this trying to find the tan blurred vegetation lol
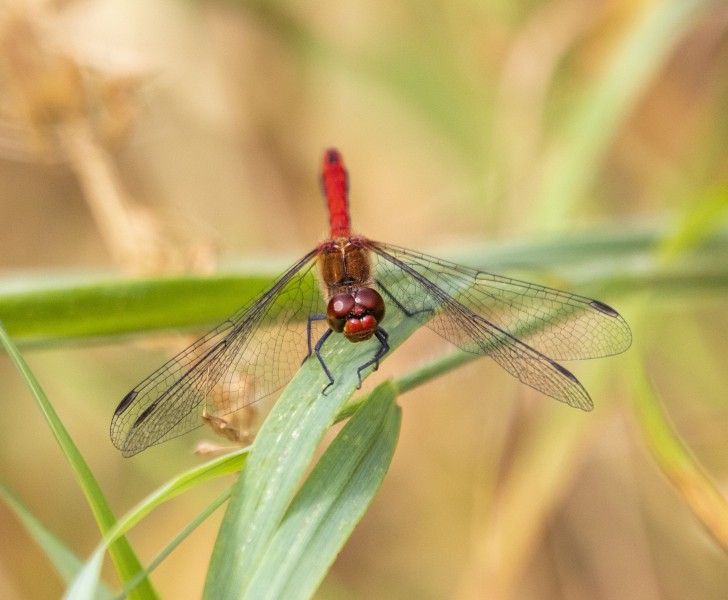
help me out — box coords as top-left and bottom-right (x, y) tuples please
(1, 0), (728, 599)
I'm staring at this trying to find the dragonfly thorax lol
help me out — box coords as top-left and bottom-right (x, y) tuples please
(318, 237), (373, 297)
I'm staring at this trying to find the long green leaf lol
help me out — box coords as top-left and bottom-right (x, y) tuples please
(0, 273), (271, 343)
(0, 323), (157, 600)
(630, 350), (728, 549)
(244, 381), (401, 599)
(0, 483), (114, 600)
(2, 224), (728, 349)
(626, 185), (728, 551)
(118, 489), (232, 599)
(66, 446), (249, 599)
(203, 305), (420, 597)
(535, 0), (715, 228)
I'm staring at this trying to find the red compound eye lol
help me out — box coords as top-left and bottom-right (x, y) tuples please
(326, 293), (355, 332)
(354, 288), (385, 323)
(330, 293), (355, 317)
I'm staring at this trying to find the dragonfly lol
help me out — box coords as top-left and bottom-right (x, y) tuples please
(111, 148), (632, 456)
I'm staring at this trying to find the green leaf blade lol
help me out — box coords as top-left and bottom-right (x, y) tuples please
(0, 483), (114, 600)
(0, 274), (271, 343)
(203, 308), (419, 598)
(245, 381), (401, 600)
(0, 323), (158, 600)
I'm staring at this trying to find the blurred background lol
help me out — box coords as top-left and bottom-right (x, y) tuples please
(1, 0), (728, 598)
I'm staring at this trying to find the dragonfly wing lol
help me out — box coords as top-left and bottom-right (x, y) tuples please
(365, 241), (631, 409)
(465, 314), (593, 409)
(110, 249), (324, 456)
(368, 242), (631, 360)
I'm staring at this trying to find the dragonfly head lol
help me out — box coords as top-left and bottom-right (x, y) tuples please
(326, 287), (385, 343)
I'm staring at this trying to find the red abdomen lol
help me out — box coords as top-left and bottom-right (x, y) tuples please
(322, 148), (351, 238)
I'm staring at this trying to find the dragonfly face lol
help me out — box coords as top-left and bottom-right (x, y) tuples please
(326, 288), (386, 343)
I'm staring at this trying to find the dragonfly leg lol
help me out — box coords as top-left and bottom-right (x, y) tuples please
(304, 314), (327, 364)
(313, 328), (336, 394)
(356, 327), (390, 388)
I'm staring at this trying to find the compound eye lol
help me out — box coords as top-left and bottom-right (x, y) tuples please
(329, 293), (355, 318)
(354, 288), (385, 322)
(326, 293), (355, 333)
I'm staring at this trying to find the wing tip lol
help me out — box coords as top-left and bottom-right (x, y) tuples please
(550, 360), (594, 411)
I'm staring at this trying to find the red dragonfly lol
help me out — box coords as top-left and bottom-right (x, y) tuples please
(111, 149), (632, 456)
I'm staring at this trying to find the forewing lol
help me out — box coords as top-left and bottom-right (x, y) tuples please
(368, 242), (631, 360)
(110, 249), (325, 456)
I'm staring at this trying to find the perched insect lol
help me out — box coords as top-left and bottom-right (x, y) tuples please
(111, 149), (632, 456)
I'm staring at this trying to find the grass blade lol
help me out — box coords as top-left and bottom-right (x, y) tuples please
(203, 307), (420, 597)
(118, 489), (231, 599)
(66, 446), (249, 599)
(244, 381), (401, 599)
(0, 483), (114, 600)
(535, 0), (713, 227)
(0, 273), (271, 343)
(630, 349), (728, 549)
(0, 323), (157, 600)
(2, 223), (728, 349)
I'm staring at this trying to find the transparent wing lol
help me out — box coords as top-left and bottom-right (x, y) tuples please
(110, 249), (325, 456)
(367, 241), (632, 409)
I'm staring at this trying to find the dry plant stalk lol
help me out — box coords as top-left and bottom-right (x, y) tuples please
(0, 3), (215, 274)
